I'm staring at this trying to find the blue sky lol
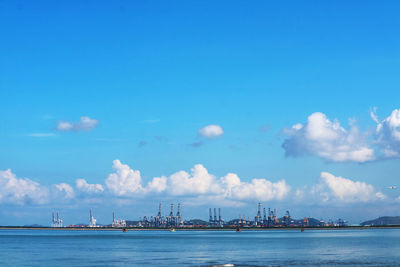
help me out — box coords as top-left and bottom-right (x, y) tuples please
(1, 0), (400, 225)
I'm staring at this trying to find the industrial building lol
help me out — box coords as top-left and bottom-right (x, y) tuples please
(112, 212), (127, 227)
(49, 202), (347, 228)
(51, 211), (63, 227)
(139, 203), (183, 228)
(209, 208), (224, 227)
(89, 209), (98, 227)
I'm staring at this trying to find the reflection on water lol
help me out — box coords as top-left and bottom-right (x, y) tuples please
(0, 229), (399, 266)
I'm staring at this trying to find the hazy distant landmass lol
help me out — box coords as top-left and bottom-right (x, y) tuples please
(23, 224), (45, 228)
(361, 216), (400, 226)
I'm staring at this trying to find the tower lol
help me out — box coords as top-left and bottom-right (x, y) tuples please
(268, 208), (273, 226)
(89, 209), (97, 227)
(255, 202), (262, 225)
(176, 203), (182, 226)
(263, 207), (267, 225)
(158, 203), (162, 217)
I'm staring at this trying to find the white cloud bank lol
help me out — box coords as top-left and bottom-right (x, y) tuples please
(56, 116), (99, 132)
(373, 108), (400, 158)
(0, 163), (391, 207)
(282, 108), (400, 162)
(104, 160), (289, 202)
(198, 125), (224, 138)
(76, 179), (104, 194)
(282, 112), (375, 162)
(312, 172), (385, 203)
(55, 183), (75, 199)
(0, 169), (49, 205)
(105, 160), (143, 196)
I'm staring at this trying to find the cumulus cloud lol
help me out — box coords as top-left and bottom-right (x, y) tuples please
(76, 179), (104, 194)
(221, 173), (290, 201)
(55, 183), (75, 199)
(0, 169), (49, 204)
(282, 112), (375, 163)
(313, 172), (385, 203)
(166, 164), (221, 196)
(104, 160), (290, 203)
(145, 176), (167, 193)
(0, 165), (392, 207)
(198, 125), (224, 138)
(56, 116), (99, 132)
(374, 108), (400, 158)
(105, 160), (143, 196)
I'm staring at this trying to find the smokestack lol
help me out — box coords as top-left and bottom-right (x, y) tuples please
(213, 208), (217, 222)
(218, 208), (221, 222)
(177, 203), (181, 217)
(209, 208), (212, 222)
(158, 203), (162, 217)
(170, 204), (174, 217)
(113, 212), (115, 223)
(57, 212), (59, 221)
(258, 203), (261, 217)
(52, 212), (54, 223)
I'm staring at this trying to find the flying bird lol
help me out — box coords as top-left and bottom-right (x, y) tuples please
(388, 186), (397, 190)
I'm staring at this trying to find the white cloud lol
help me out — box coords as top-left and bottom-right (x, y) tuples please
(55, 183), (75, 199)
(314, 172), (385, 203)
(145, 176), (167, 193)
(167, 164), (221, 196)
(198, 125), (224, 138)
(105, 160), (143, 196)
(103, 160), (289, 203)
(221, 173), (290, 201)
(56, 116), (99, 132)
(1, 164), (392, 208)
(282, 112), (375, 163)
(375, 108), (400, 158)
(0, 169), (49, 205)
(76, 179), (104, 194)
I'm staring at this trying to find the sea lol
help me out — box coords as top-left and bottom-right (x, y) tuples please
(0, 228), (399, 266)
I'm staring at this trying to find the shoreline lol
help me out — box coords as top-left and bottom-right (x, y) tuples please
(1, 226), (400, 231)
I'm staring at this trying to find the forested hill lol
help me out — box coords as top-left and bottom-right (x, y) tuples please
(361, 216), (400, 226)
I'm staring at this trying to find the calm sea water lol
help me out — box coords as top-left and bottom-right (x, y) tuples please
(0, 228), (399, 266)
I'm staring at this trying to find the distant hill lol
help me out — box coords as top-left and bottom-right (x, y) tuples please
(126, 220), (139, 226)
(306, 218), (322, 226)
(23, 224), (45, 227)
(361, 216), (400, 226)
(186, 219), (208, 225)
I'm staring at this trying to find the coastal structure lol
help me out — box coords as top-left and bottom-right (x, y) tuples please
(48, 203), (347, 228)
(112, 212), (126, 227)
(89, 209), (98, 227)
(51, 211), (63, 227)
(139, 203), (183, 228)
(209, 207), (224, 227)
